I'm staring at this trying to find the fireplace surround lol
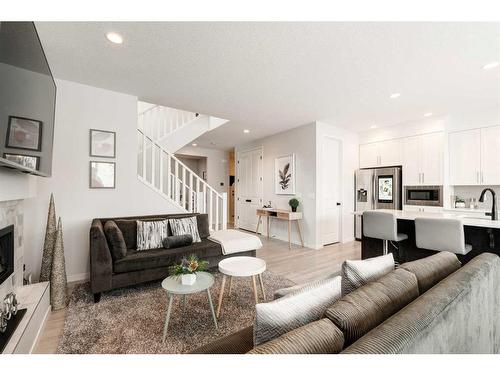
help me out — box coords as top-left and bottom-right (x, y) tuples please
(0, 225), (14, 286)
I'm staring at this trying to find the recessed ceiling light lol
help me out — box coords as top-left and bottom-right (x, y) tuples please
(191, 143), (197, 147)
(243, 129), (250, 133)
(483, 61), (499, 70)
(389, 93), (401, 99)
(424, 112), (433, 117)
(106, 32), (123, 44)
(370, 125), (378, 129)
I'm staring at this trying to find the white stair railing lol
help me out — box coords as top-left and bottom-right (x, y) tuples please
(138, 105), (199, 143)
(137, 128), (227, 232)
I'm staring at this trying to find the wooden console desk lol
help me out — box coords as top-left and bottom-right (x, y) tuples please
(256, 208), (304, 250)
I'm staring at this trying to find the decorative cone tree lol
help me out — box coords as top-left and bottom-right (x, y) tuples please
(40, 194), (56, 282)
(50, 217), (67, 310)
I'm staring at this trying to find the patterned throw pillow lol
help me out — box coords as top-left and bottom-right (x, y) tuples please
(136, 220), (169, 250)
(341, 253), (395, 296)
(169, 216), (201, 243)
(253, 276), (342, 346)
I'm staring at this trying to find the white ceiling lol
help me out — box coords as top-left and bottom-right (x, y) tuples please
(36, 22), (500, 150)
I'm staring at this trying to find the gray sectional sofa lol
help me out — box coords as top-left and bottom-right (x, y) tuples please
(192, 252), (500, 354)
(90, 213), (255, 303)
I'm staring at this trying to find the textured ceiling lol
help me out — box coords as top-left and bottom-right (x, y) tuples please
(35, 22), (500, 149)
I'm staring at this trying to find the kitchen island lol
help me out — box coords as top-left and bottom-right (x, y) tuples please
(355, 209), (500, 263)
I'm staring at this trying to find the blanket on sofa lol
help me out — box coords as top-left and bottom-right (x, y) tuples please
(209, 229), (263, 255)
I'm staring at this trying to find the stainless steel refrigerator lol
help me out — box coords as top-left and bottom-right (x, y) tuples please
(355, 167), (402, 240)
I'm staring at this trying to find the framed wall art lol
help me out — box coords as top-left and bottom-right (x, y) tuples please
(275, 154), (295, 195)
(90, 161), (116, 189)
(90, 129), (116, 158)
(3, 153), (40, 170)
(5, 116), (43, 151)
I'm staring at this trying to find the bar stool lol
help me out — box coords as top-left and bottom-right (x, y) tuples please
(363, 211), (408, 258)
(414, 217), (472, 255)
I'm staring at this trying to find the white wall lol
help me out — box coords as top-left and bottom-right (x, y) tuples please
(175, 145), (229, 195)
(23, 79), (181, 282)
(235, 123), (318, 248)
(316, 121), (359, 244)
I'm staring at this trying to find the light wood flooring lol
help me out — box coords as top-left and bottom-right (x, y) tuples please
(32, 236), (361, 354)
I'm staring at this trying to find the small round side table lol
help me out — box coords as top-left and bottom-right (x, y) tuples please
(161, 271), (218, 343)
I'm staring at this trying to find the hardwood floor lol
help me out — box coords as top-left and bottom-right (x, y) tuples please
(32, 237), (361, 354)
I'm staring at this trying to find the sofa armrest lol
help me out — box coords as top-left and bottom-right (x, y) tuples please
(90, 219), (113, 294)
(190, 326), (254, 354)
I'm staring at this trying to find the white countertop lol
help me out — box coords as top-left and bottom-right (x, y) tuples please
(353, 209), (500, 229)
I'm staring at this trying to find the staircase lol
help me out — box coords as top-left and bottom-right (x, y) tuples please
(137, 104), (227, 231)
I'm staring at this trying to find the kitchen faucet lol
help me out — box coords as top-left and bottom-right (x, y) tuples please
(479, 188), (498, 220)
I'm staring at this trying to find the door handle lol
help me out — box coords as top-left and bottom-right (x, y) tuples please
(481, 171), (484, 183)
(336, 202), (341, 206)
(245, 199), (252, 202)
(422, 173), (424, 184)
(476, 171), (479, 183)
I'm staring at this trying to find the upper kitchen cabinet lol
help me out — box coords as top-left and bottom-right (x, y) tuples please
(480, 125), (500, 185)
(403, 132), (444, 186)
(359, 139), (402, 168)
(449, 129), (482, 185)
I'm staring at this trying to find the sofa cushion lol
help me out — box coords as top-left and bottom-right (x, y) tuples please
(399, 251), (461, 294)
(341, 253), (395, 296)
(163, 234), (193, 249)
(103, 221), (127, 261)
(113, 239), (222, 273)
(169, 216), (201, 242)
(249, 319), (344, 354)
(136, 219), (169, 250)
(114, 219), (137, 250)
(196, 214), (210, 239)
(324, 268), (419, 346)
(254, 276), (342, 346)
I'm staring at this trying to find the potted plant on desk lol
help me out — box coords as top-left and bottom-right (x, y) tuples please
(169, 255), (209, 285)
(289, 198), (300, 212)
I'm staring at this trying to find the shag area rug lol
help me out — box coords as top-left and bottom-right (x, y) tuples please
(57, 271), (293, 354)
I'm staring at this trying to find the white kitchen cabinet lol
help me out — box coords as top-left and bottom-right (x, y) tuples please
(404, 205), (443, 213)
(420, 132), (443, 185)
(359, 143), (379, 168)
(359, 139), (402, 168)
(379, 139), (402, 167)
(480, 125), (500, 185)
(449, 129), (482, 185)
(402, 136), (421, 185)
(402, 132), (444, 186)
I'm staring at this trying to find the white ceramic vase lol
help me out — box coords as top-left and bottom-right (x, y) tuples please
(181, 273), (196, 285)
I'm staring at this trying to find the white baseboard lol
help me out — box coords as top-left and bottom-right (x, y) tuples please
(67, 272), (89, 283)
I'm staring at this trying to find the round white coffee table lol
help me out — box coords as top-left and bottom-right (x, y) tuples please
(216, 256), (267, 318)
(161, 271), (218, 343)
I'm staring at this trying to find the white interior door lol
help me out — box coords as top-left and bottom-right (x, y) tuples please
(236, 147), (263, 232)
(321, 136), (341, 245)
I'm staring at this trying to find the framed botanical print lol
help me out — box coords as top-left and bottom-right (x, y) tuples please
(90, 129), (116, 158)
(275, 154), (295, 195)
(5, 116), (43, 151)
(3, 153), (40, 170)
(90, 161), (116, 189)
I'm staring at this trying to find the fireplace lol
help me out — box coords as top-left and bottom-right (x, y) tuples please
(0, 225), (14, 286)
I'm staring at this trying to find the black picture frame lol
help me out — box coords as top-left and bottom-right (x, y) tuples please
(5, 116), (43, 151)
(3, 153), (40, 171)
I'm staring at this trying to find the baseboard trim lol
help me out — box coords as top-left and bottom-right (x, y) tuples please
(67, 272), (89, 283)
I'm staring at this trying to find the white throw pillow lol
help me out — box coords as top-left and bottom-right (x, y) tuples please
(169, 216), (201, 243)
(136, 220), (169, 250)
(254, 276), (342, 346)
(341, 253), (395, 296)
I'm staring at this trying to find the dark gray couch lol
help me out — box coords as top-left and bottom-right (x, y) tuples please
(90, 213), (255, 302)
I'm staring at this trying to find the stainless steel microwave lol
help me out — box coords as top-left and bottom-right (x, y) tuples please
(404, 186), (443, 206)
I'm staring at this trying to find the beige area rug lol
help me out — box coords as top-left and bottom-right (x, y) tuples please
(57, 271), (293, 354)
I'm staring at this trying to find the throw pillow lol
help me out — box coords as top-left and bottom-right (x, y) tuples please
(341, 253), (395, 296)
(253, 276), (342, 346)
(103, 220), (127, 260)
(273, 276), (339, 300)
(169, 216), (201, 242)
(136, 219), (169, 250)
(163, 234), (193, 249)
